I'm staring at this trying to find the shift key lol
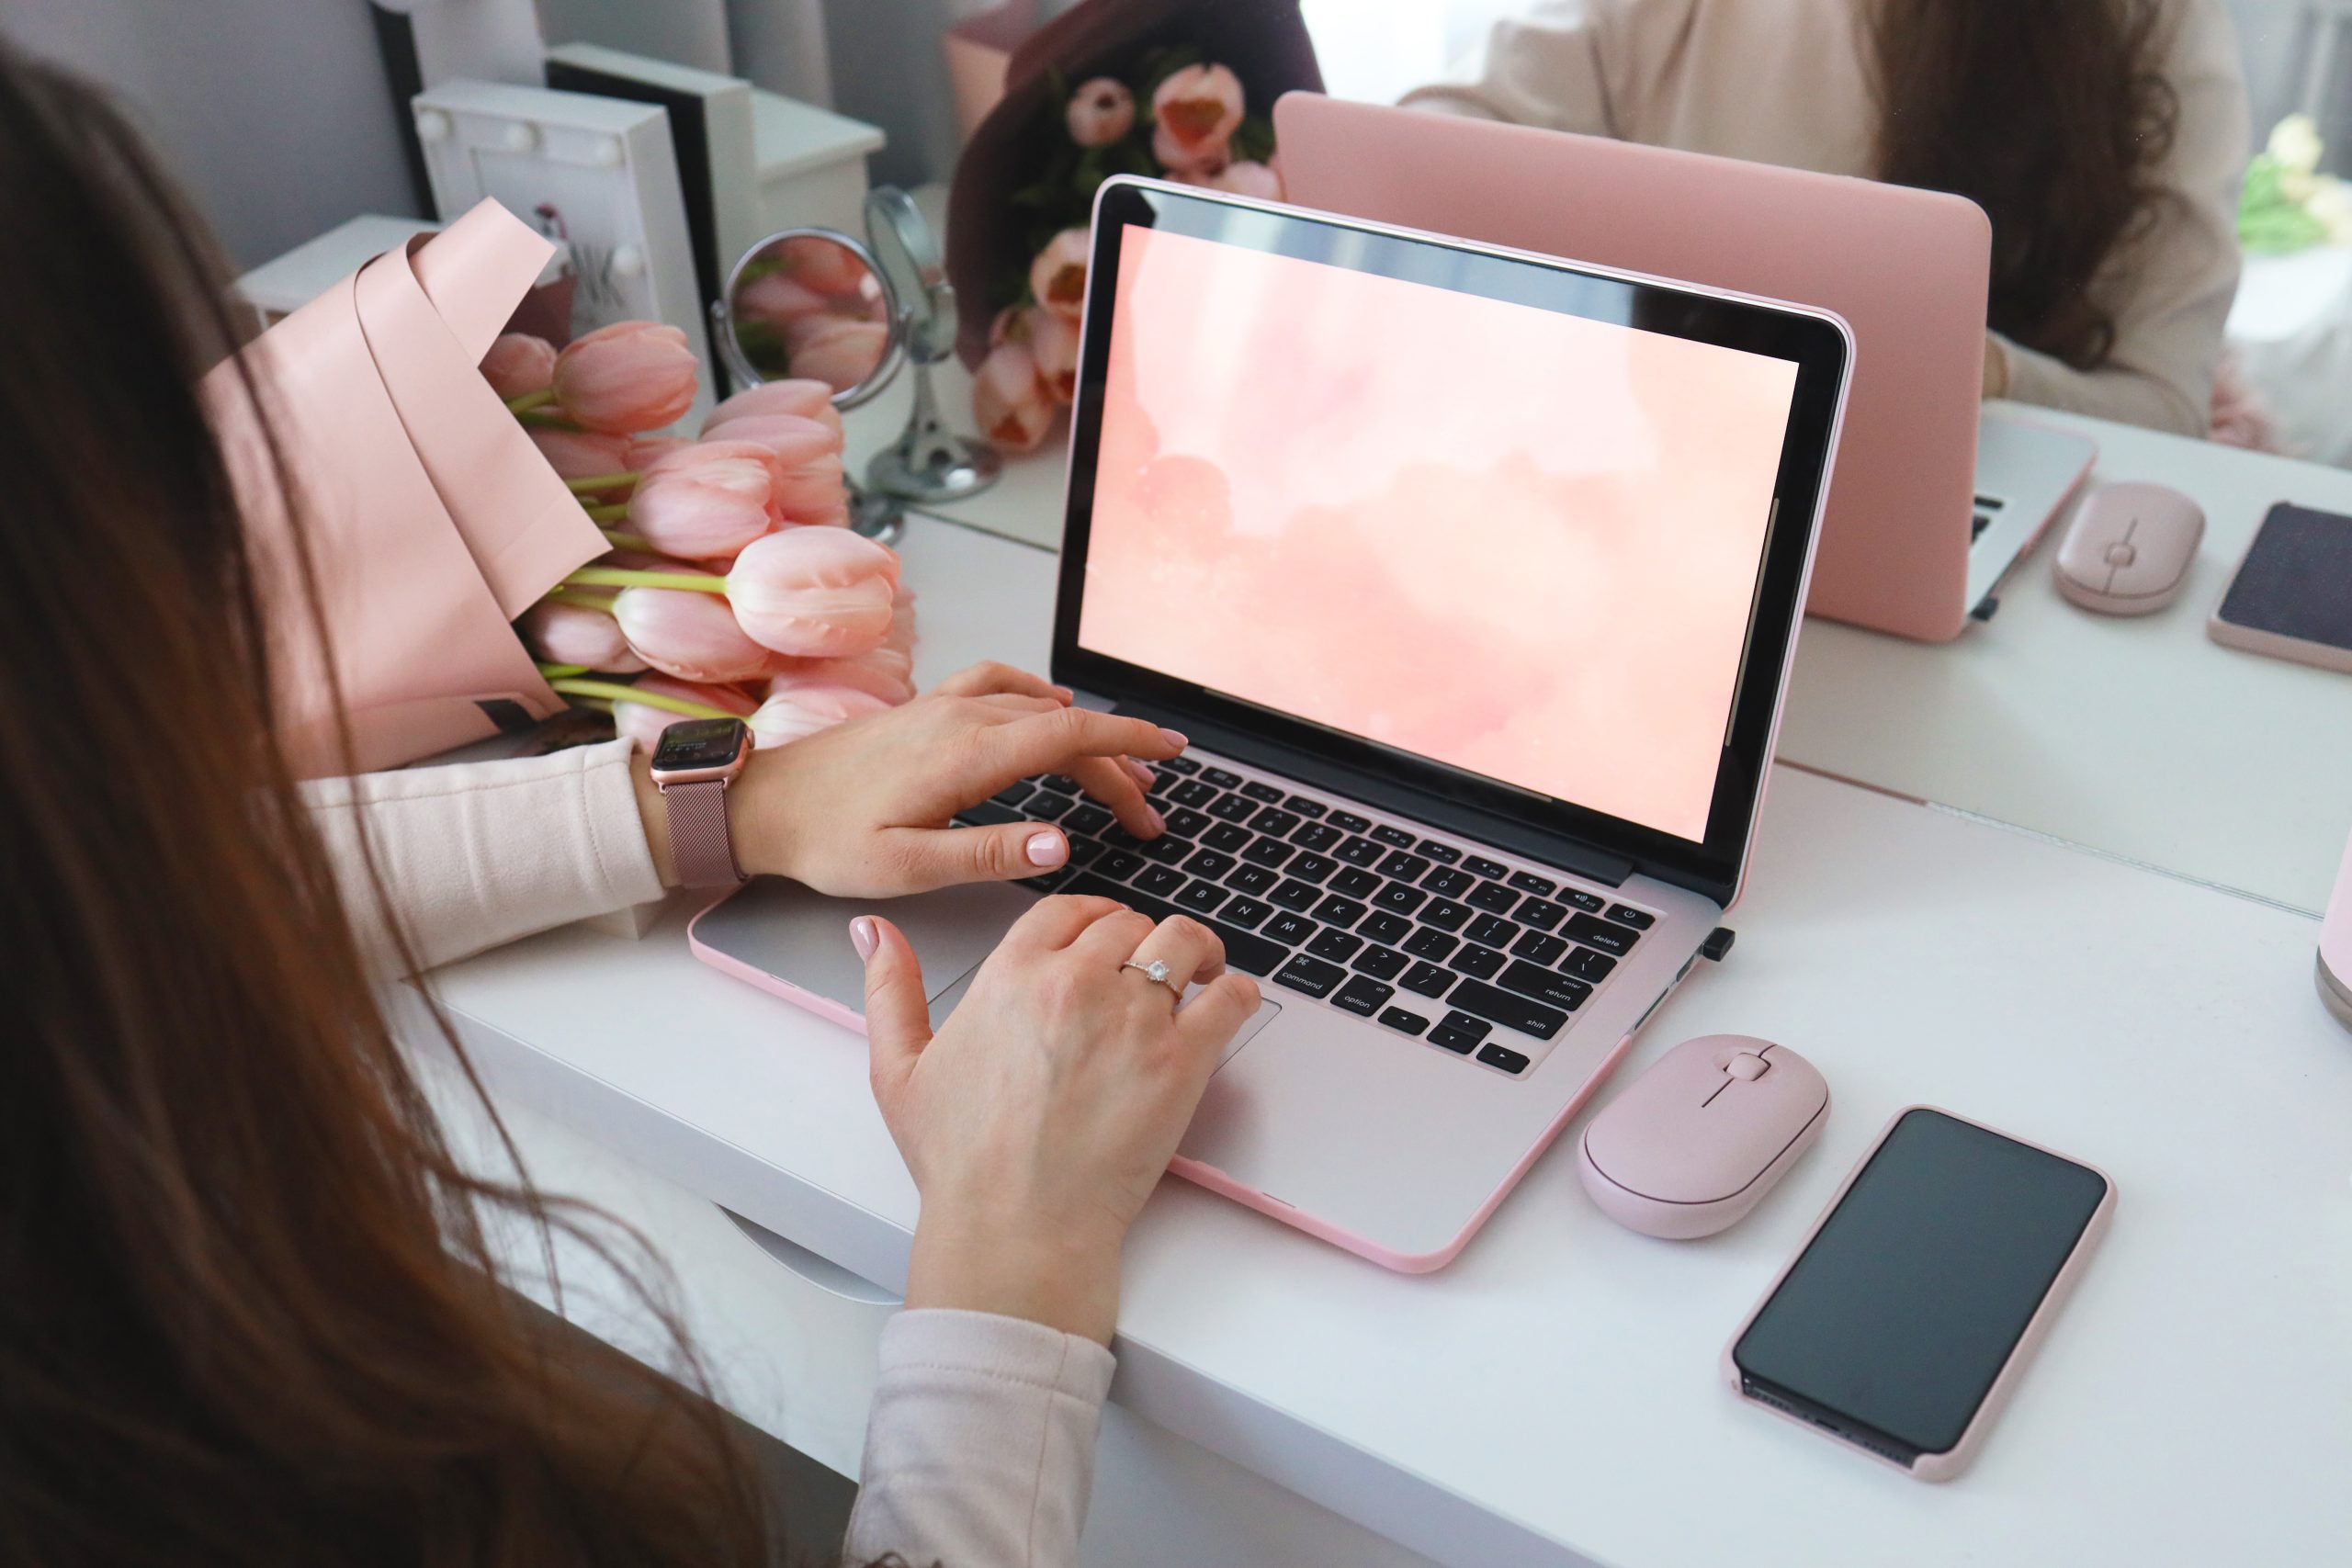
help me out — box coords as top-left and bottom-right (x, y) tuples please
(1442, 977), (1568, 1040)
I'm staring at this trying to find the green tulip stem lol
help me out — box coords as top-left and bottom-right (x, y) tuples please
(549, 679), (736, 722)
(543, 585), (618, 611)
(504, 388), (558, 414)
(515, 409), (582, 430)
(582, 502), (630, 523)
(535, 661), (591, 680)
(564, 471), (639, 495)
(597, 526), (654, 553)
(564, 567), (727, 594)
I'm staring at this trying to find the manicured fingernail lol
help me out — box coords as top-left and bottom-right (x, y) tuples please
(848, 917), (878, 960)
(1147, 806), (1166, 833)
(1054, 685), (1074, 702)
(1158, 728), (1189, 748)
(1123, 756), (1155, 786)
(1026, 830), (1067, 867)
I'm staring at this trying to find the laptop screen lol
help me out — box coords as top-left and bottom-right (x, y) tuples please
(1073, 221), (1800, 844)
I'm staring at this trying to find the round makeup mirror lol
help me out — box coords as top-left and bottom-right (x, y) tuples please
(713, 229), (902, 408)
(858, 186), (1001, 504)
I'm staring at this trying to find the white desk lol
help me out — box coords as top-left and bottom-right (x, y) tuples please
(419, 513), (2352, 1568)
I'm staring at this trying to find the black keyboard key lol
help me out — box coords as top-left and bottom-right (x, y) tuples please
(1416, 840), (1461, 864)
(1019, 867), (1073, 893)
(1606, 903), (1656, 931)
(1331, 975), (1392, 1016)
(1517, 898), (1566, 931)
(1361, 911), (1413, 945)
(1177, 880), (1230, 916)
(1039, 774), (1080, 795)
(1437, 1010), (1492, 1043)
(1428, 1021), (1482, 1055)
(1134, 864), (1186, 897)
(1421, 897), (1472, 933)
(1353, 944), (1408, 980)
(1404, 927), (1458, 961)
(1308, 929), (1363, 963)
(1466, 880), (1520, 914)
(1378, 851), (1431, 881)
(1230, 864), (1279, 896)
(956, 799), (1022, 827)
(1423, 867), (1475, 898)
(1101, 825), (1142, 850)
(1289, 852), (1339, 884)
(1026, 791), (1075, 820)
(1497, 959), (1591, 1013)
(1263, 911), (1317, 946)
(1057, 873), (1286, 976)
(1511, 931), (1569, 965)
(1444, 978), (1568, 1041)
(1284, 795), (1328, 818)
(1373, 825), (1418, 848)
(1068, 837), (1106, 865)
(1335, 835), (1385, 867)
(1270, 878), (1321, 912)
(1203, 767), (1242, 788)
(1328, 810), (1371, 833)
(1208, 794), (1258, 823)
(1204, 821), (1251, 852)
(1399, 962), (1453, 998)
(1313, 895), (1368, 928)
(1097, 850), (1146, 881)
(1272, 953), (1345, 998)
(993, 780), (1036, 807)
(1465, 914), (1519, 948)
(1065, 804), (1113, 838)
(1464, 855), (1508, 880)
(1378, 1007), (1429, 1036)
(1561, 887), (1605, 913)
(1250, 807), (1302, 838)
(1566, 912), (1639, 955)
(1170, 778), (1218, 807)
(1564, 946), (1617, 983)
(1242, 780), (1286, 803)
(1224, 897), (1272, 930)
(1142, 835), (1194, 864)
(1452, 942), (1506, 979)
(1509, 870), (1557, 896)
(1374, 882), (1428, 916)
(1159, 756), (1201, 775)
(1165, 807), (1210, 838)
(1242, 837), (1295, 868)
(1291, 821), (1343, 852)
(1182, 849), (1235, 880)
(1330, 866), (1382, 898)
(1476, 1043), (1532, 1075)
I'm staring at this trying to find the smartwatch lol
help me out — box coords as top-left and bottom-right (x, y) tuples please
(649, 717), (754, 888)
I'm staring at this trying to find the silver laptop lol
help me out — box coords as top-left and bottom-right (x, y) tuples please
(695, 177), (1853, 1271)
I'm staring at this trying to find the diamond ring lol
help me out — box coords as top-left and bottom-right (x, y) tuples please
(1120, 956), (1183, 1003)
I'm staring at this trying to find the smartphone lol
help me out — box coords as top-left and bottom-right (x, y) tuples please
(2209, 502), (2352, 674)
(1724, 1107), (2114, 1481)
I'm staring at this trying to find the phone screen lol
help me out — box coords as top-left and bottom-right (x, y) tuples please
(1732, 1109), (2109, 1461)
(2217, 502), (2352, 651)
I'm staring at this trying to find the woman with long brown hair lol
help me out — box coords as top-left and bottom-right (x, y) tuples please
(1407, 0), (2249, 437)
(1, 47), (1254, 1568)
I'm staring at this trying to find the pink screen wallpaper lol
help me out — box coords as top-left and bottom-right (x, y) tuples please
(1078, 225), (1798, 841)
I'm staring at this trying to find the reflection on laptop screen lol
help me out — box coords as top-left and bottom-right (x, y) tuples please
(1076, 223), (1799, 843)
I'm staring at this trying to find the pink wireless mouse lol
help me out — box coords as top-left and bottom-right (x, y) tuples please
(1577, 1034), (1828, 1239)
(2052, 480), (2204, 615)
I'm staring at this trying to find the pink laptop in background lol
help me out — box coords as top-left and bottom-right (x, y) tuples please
(1273, 93), (2095, 643)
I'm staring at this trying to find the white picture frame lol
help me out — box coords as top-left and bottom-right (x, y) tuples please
(411, 78), (715, 423)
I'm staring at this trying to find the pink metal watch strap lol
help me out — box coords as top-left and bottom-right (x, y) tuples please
(665, 778), (745, 888)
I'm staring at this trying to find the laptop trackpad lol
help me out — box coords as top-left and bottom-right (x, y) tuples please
(692, 877), (1035, 1019)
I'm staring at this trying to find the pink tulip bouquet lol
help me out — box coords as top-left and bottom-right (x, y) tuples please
(975, 47), (1282, 452)
(493, 327), (918, 750)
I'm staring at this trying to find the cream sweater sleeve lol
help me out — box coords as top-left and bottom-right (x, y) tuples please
(1397, 0), (1622, 134)
(300, 739), (664, 976)
(845, 1309), (1114, 1568)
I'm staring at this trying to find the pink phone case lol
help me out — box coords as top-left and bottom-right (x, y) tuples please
(1719, 1106), (2116, 1482)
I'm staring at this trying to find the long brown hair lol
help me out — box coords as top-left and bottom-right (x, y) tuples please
(1871, 0), (2180, 370)
(0, 53), (774, 1566)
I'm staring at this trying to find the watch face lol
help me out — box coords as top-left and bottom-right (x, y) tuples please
(652, 717), (748, 772)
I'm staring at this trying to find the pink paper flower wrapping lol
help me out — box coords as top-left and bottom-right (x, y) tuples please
(552, 321), (699, 434)
(518, 598), (645, 672)
(482, 333), (558, 400)
(750, 679), (893, 745)
(973, 343), (1056, 452)
(614, 581), (775, 682)
(1029, 229), (1091, 323)
(614, 674), (759, 751)
(705, 378), (844, 440)
(726, 527), (900, 657)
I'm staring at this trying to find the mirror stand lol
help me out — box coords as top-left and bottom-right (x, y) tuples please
(866, 357), (1002, 505)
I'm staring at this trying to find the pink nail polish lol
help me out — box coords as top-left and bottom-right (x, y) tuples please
(1158, 727), (1189, 748)
(848, 917), (878, 960)
(1147, 806), (1167, 833)
(1026, 831), (1068, 868)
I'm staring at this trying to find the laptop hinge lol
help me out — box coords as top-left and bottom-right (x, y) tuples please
(1102, 696), (1638, 889)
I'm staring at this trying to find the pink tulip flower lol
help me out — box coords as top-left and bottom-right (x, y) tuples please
(726, 528), (900, 657)
(1209, 159), (1283, 201)
(626, 455), (777, 560)
(518, 598), (644, 672)
(613, 675), (757, 752)
(787, 315), (891, 393)
(749, 679), (893, 746)
(705, 378), (844, 441)
(481, 332), (558, 400)
(1027, 308), (1079, 405)
(1154, 122), (1229, 176)
(698, 413), (847, 524)
(528, 426), (632, 480)
(769, 646), (915, 705)
(552, 321), (700, 434)
(886, 584), (917, 658)
(625, 434), (691, 468)
(972, 343), (1056, 453)
(1029, 229), (1091, 323)
(1066, 77), (1136, 146)
(614, 582), (775, 682)
(778, 235), (872, 297)
(1152, 64), (1245, 171)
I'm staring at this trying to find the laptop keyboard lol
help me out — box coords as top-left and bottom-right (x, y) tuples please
(1971, 492), (2006, 543)
(953, 757), (1655, 1078)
